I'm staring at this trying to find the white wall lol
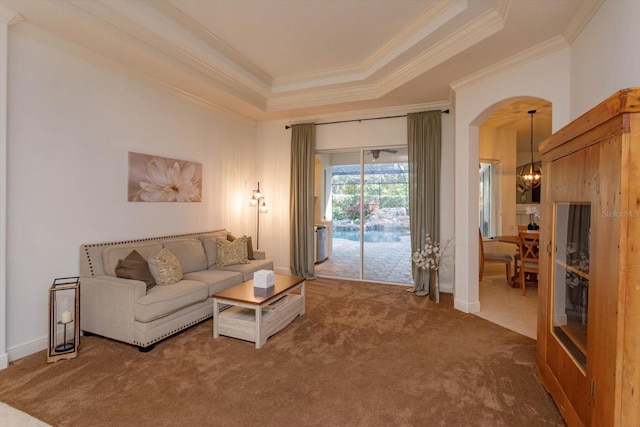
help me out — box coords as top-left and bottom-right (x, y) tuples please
(453, 47), (571, 313)
(570, 0), (640, 118)
(4, 24), (258, 360)
(479, 126), (517, 236)
(0, 5), (21, 370)
(256, 110), (455, 291)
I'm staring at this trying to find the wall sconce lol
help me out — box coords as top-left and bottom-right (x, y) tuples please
(47, 277), (80, 363)
(250, 181), (268, 249)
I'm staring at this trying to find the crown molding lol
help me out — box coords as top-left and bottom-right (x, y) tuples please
(375, 0), (509, 96)
(144, 0), (273, 87)
(281, 101), (451, 128)
(271, 0), (468, 93)
(13, 19), (258, 126)
(68, 0), (269, 109)
(267, 82), (378, 112)
(0, 5), (23, 26)
(562, 0), (604, 44)
(149, 76), (258, 126)
(361, 0), (467, 76)
(270, 66), (366, 94)
(268, 0), (509, 111)
(449, 34), (568, 91)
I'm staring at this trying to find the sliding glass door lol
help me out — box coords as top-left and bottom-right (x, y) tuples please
(315, 148), (412, 284)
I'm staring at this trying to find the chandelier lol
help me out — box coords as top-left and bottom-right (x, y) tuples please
(517, 109), (542, 190)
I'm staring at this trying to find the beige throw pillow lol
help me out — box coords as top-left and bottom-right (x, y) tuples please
(226, 234), (255, 260)
(148, 247), (183, 285)
(216, 236), (249, 267)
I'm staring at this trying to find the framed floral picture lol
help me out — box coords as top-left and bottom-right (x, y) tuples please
(128, 152), (202, 202)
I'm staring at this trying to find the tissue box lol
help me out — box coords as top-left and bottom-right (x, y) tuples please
(253, 270), (275, 288)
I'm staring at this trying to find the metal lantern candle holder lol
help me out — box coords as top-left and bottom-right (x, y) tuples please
(47, 277), (80, 363)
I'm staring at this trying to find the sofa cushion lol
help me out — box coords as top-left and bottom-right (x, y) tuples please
(162, 239), (207, 274)
(220, 259), (275, 282)
(216, 236), (249, 267)
(184, 270), (243, 295)
(102, 242), (163, 277)
(148, 248), (183, 286)
(227, 234), (254, 260)
(200, 231), (230, 268)
(135, 280), (208, 322)
(115, 250), (156, 291)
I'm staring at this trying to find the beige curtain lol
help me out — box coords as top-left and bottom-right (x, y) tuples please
(408, 111), (441, 300)
(289, 123), (317, 279)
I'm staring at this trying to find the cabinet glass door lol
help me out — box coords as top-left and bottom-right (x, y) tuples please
(552, 202), (591, 371)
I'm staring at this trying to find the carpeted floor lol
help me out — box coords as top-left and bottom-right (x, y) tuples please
(0, 278), (564, 426)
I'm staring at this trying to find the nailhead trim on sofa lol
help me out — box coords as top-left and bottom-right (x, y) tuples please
(82, 229), (228, 277)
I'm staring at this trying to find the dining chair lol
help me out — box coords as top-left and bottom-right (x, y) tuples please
(513, 225), (528, 281)
(479, 229), (512, 282)
(517, 231), (540, 295)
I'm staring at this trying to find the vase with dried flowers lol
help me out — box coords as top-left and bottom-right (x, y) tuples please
(411, 234), (453, 302)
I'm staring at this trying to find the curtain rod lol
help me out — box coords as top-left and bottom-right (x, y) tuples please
(284, 109), (449, 130)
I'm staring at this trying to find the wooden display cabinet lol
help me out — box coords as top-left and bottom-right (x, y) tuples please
(537, 88), (640, 426)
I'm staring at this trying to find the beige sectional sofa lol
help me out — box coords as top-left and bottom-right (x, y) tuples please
(79, 229), (273, 351)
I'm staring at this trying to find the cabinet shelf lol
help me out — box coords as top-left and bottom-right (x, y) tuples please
(557, 322), (587, 356)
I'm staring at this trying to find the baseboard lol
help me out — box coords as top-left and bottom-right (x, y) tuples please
(454, 298), (481, 313)
(439, 281), (453, 293)
(0, 352), (8, 370)
(274, 267), (291, 276)
(7, 335), (46, 363)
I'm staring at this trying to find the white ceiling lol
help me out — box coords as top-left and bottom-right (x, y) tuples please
(3, 0), (603, 123)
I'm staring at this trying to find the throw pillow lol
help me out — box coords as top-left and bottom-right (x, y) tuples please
(216, 236), (250, 267)
(148, 247), (183, 286)
(115, 250), (156, 291)
(227, 234), (255, 260)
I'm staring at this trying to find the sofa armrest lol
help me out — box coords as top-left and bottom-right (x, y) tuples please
(80, 275), (147, 344)
(253, 250), (266, 260)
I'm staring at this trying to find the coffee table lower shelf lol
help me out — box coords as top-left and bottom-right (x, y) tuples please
(213, 288), (304, 349)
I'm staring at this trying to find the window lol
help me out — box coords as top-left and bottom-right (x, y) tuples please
(479, 161), (497, 237)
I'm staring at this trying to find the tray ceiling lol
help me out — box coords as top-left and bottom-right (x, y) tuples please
(2, 0), (602, 122)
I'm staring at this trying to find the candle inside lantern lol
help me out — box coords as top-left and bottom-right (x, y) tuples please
(61, 310), (72, 324)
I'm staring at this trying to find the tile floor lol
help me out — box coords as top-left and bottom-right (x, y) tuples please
(475, 273), (538, 339)
(314, 235), (413, 284)
(315, 236), (537, 340)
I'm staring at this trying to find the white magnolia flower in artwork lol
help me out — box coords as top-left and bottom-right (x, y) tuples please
(139, 159), (201, 202)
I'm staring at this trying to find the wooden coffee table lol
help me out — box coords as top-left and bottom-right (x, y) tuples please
(212, 274), (305, 348)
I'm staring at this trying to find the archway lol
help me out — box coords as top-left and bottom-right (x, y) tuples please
(475, 97), (551, 338)
(451, 49), (571, 314)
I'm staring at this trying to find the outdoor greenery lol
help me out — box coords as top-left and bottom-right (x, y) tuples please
(331, 164), (409, 221)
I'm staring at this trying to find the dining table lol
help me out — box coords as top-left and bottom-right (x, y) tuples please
(492, 235), (519, 245)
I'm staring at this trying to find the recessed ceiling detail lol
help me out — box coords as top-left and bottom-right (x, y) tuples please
(3, 0), (602, 121)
